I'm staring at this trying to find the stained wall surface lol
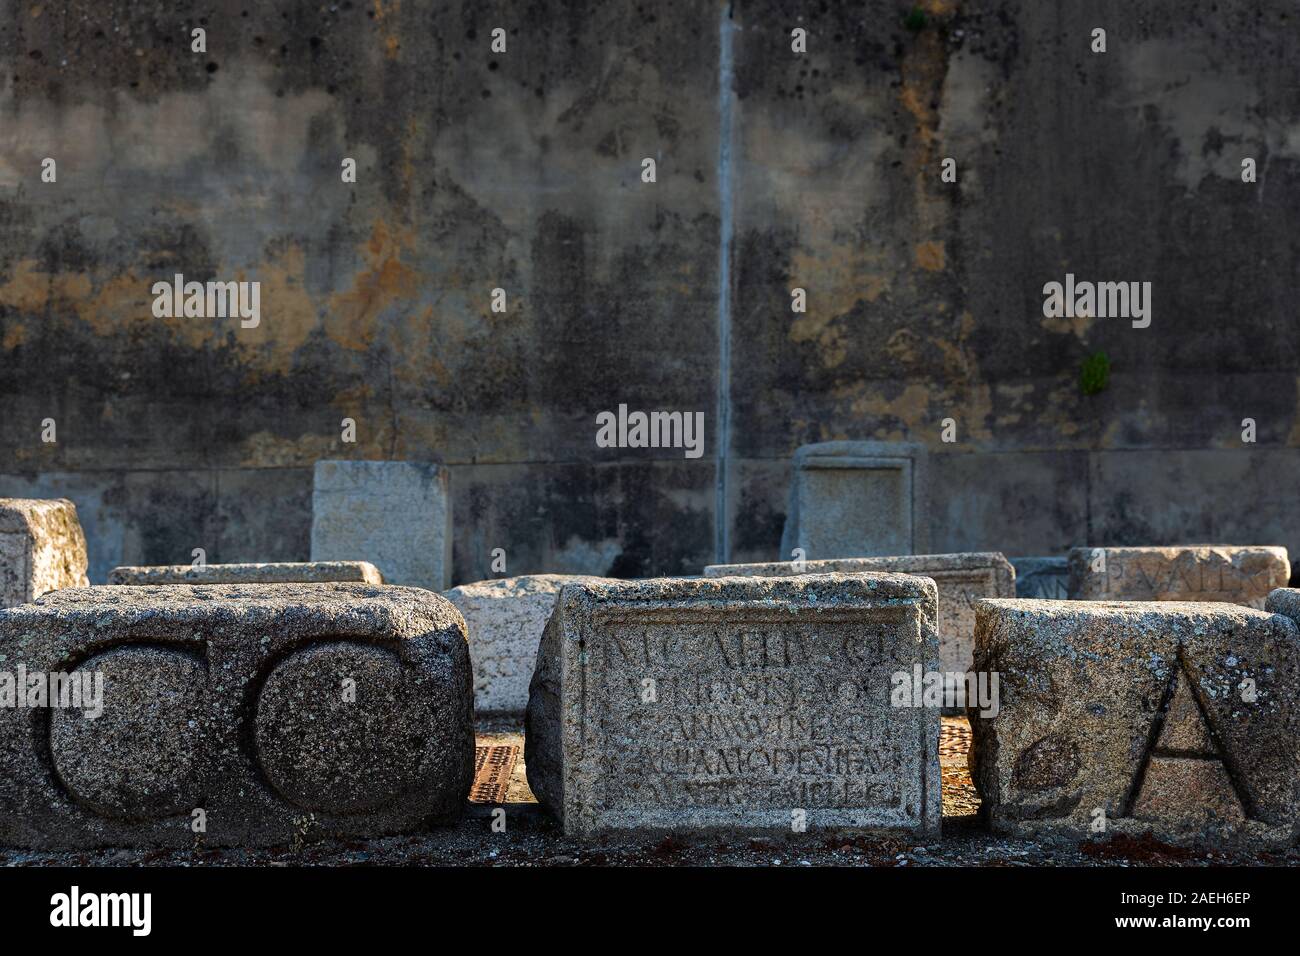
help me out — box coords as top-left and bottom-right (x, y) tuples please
(1, 1), (1296, 583)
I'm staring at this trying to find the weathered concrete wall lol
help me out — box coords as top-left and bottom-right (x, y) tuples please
(1, 1), (1298, 584)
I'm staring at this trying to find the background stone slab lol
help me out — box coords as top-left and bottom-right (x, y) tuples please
(311, 460), (451, 591)
(778, 441), (929, 561)
(108, 560), (383, 585)
(704, 551), (1012, 682)
(444, 573), (607, 715)
(1011, 556), (1068, 600)
(0, 498), (89, 608)
(1067, 545), (1289, 608)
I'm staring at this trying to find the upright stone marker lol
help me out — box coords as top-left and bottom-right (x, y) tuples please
(779, 440), (928, 560)
(971, 598), (1300, 846)
(703, 552), (1013, 680)
(444, 574), (607, 715)
(311, 460), (452, 591)
(526, 574), (941, 838)
(1010, 556), (1068, 599)
(0, 498), (89, 609)
(109, 560), (384, 586)
(1067, 545), (1288, 609)
(0, 583), (474, 848)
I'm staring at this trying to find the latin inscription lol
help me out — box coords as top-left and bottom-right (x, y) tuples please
(1093, 554), (1280, 600)
(593, 617), (918, 816)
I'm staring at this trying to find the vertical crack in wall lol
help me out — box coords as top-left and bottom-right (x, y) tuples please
(714, 4), (737, 564)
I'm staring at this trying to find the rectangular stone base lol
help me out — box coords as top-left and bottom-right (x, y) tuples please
(525, 573), (941, 840)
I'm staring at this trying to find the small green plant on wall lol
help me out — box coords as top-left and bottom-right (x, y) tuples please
(1080, 350), (1111, 396)
(904, 6), (929, 31)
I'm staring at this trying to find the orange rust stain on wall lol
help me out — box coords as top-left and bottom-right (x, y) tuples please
(898, 2), (957, 234)
(239, 243), (318, 363)
(373, 0), (403, 60)
(0, 260), (92, 314)
(326, 219), (422, 353)
(0, 260), (180, 343)
(914, 240), (946, 272)
(786, 245), (894, 371)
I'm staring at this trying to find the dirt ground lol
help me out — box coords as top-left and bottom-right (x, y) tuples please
(4, 718), (1296, 867)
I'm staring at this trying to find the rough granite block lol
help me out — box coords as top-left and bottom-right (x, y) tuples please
(108, 561), (383, 586)
(703, 552), (1013, 677)
(1010, 556), (1068, 600)
(0, 498), (89, 608)
(310, 460), (451, 591)
(0, 583), (474, 849)
(525, 573), (940, 839)
(779, 440), (928, 561)
(971, 598), (1300, 847)
(443, 574), (607, 715)
(1067, 545), (1289, 609)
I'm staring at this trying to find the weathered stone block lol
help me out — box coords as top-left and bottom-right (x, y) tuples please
(108, 561), (383, 586)
(525, 574), (940, 839)
(703, 552), (1013, 678)
(1067, 545), (1289, 609)
(0, 498), (89, 608)
(444, 574), (606, 715)
(310, 460), (451, 591)
(779, 441), (928, 561)
(1010, 556), (1068, 599)
(0, 583), (474, 849)
(971, 598), (1300, 846)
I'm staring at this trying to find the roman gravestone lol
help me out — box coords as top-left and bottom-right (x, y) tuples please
(703, 552), (1014, 679)
(1067, 545), (1289, 609)
(311, 460), (452, 592)
(0, 498), (90, 609)
(444, 574), (607, 715)
(779, 441), (929, 561)
(1010, 556), (1068, 600)
(525, 574), (941, 839)
(971, 598), (1300, 846)
(0, 583), (474, 849)
(108, 560), (384, 586)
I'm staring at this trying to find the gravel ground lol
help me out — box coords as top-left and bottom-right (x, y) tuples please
(4, 718), (1295, 867)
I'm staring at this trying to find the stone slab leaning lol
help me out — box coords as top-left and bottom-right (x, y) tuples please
(779, 440), (929, 561)
(970, 597), (1300, 847)
(0, 498), (89, 609)
(525, 573), (941, 839)
(0, 583), (474, 849)
(1010, 556), (1068, 600)
(310, 459), (452, 591)
(703, 552), (1013, 678)
(1067, 545), (1289, 609)
(108, 561), (384, 586)
(443, 574), (607, 715)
